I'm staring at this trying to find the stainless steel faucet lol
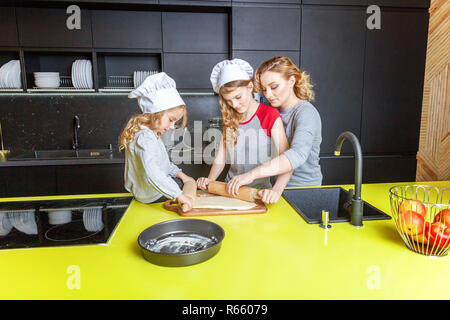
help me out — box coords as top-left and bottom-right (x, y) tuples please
(334, 131), (363, 227)
(72, 115), (80, 150)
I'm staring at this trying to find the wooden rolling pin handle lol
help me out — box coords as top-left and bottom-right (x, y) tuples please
(181, 181), (197, 212)
(208, 181), (259, 202)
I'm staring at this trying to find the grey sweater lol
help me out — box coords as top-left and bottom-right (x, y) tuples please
(280, 100), (323, 186)
(124, 127), (182, 203)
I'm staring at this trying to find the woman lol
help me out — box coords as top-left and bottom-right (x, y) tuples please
(226, 56), (322, 201)
(197, 59), (292, 204)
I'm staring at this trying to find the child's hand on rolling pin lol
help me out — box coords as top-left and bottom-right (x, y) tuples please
(177, 194), (193, 211)
(196, 177), (212, 191)
(258, 189), (282, 204)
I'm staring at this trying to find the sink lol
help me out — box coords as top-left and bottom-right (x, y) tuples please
(282, 187), (391, 224)
(9, 149), (114, 161)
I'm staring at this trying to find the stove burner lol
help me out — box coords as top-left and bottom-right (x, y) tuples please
(44, 219), (102, 242)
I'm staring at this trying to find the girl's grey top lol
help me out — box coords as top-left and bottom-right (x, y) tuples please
(280, 100), (323, 187)
(124, 127), (182, 203)
(225, 103), (281, 189)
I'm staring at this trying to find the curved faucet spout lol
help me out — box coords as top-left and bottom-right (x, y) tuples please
(334, 131), (362, 200)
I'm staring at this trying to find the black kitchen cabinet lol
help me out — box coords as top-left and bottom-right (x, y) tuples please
(163, 53), (228, 90)
(3, 166), (57, 197)
(302, 0), (366, 5)
(301, 6), (366, 155)
(232, 6), (301, 51)
(233, 0), (300, 4)
(160, 0), (230, 5)
(232, 50), (300, 72)
(0, 7), (19, 47)
(320, 155), (417, 185)
(361, 9), (428, 154)
(162, 12), (228, 53)
(92, 10), (162, 49)
(17, 8), (92, 48)
(0, 168), (7, 197)
(371, 0), (430, 8)
(56, 164), (126, 195)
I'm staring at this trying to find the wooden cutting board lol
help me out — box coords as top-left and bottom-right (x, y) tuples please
(163, 193), (267, 217)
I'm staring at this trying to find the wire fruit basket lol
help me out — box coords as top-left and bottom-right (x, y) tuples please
(389, 185), (450, 257)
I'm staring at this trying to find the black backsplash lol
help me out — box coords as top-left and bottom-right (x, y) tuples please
(0, 94), (221, 152)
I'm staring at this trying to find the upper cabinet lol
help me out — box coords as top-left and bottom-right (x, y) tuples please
(162, 12), (228, 53)
(17, 8), (92, 48)
(160, 0), (230, 5)
(92, 10), (162, 49)
(300, 6), (366, 155)
(232, 6), (301, 51)
(0, 7), (19, 47)
(361, 9), (429, 154)
(302, 0), (366, 5)
(371, 0), (430, 8)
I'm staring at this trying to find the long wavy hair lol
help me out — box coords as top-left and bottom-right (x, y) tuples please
(218, 79), (252, 146)
(254, 56), (315, 102)
(119, 105), (187, 151)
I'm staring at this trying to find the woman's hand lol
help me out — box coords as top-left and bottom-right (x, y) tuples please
(226, 172), (255, 196)
(196, 177), (212, 191)
(176, 194), (193, 211)
(258, 189), (282, 204)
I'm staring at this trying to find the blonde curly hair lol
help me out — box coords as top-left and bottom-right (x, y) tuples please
(254, 56), (315, 102)
(218, 79), (252, 146)
(119, 105), (186, 151)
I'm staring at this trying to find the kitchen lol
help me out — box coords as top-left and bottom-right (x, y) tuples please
(0, 0), (449, 307)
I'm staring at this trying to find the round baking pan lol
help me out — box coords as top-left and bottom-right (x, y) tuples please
(137, 218), (225, 267)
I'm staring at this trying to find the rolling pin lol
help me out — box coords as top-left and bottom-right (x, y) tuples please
(207, 181), (260, 202)
(181, 181), (197, 212)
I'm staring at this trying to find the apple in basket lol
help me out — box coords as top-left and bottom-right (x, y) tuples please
(433, 208), (450, 228)
(398, 199), (426, 217)
(410, 221), (432, 244)
(429, 222), (450, 249)
(398, 210), (425, 236)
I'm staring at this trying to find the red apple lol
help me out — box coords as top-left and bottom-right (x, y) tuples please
(398, 210), (425, 236)
(429, 222), (450, 249)
(433, 208), (450, 228)
(398, 199), (426, 217)
(411, 221), (432, 244)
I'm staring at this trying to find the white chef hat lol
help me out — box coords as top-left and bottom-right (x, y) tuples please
(128, 72), (185, 114)
(210, 59), (253, 94)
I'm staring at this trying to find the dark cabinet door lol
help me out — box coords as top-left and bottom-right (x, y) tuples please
(17, 8), (92, 48)
(232, 6), (301, 51)
(361, 9), (428, 154)
(233, 0), (300, 3)
(301, 6), (366, 155)
(0, 168), (7, 197)
(4, 166), (57, 197)
(162, 12), (228, 53)
(232, 50), (300, 72)
(92, 10), (161, 49)
(160, 0), (230, 5)
(302, 0), (366, 4)
(371, 0), (430, 8)
(163, 53), (228, 89)
(56, 164), (126, 195)
(0, 7), (19, 47)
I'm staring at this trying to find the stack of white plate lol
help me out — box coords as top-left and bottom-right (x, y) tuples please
(133, 70), (158, 88)
(72, 59), (93, 89)
(0, 60), (22, 89)
(0, 213), (13, 236)
(48, 210), (72, 225)
(83, 208), (104, 232)
(34, 72), (60, 88)
(7, 211), (37, 235)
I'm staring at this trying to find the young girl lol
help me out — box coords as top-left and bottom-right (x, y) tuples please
(197, 59), (292, 204)
(226, 56), (322, 197)
(120, 72), (194, 210)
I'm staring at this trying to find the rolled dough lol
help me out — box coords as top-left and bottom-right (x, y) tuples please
(193, 195), (257, 210)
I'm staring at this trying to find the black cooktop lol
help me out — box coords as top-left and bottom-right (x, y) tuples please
(0, 196), (133, 250)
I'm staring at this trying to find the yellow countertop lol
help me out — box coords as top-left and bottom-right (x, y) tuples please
(1, 181), (449, 300)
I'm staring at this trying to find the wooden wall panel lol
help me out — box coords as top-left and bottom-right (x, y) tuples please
(416, 0), (450, 181)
